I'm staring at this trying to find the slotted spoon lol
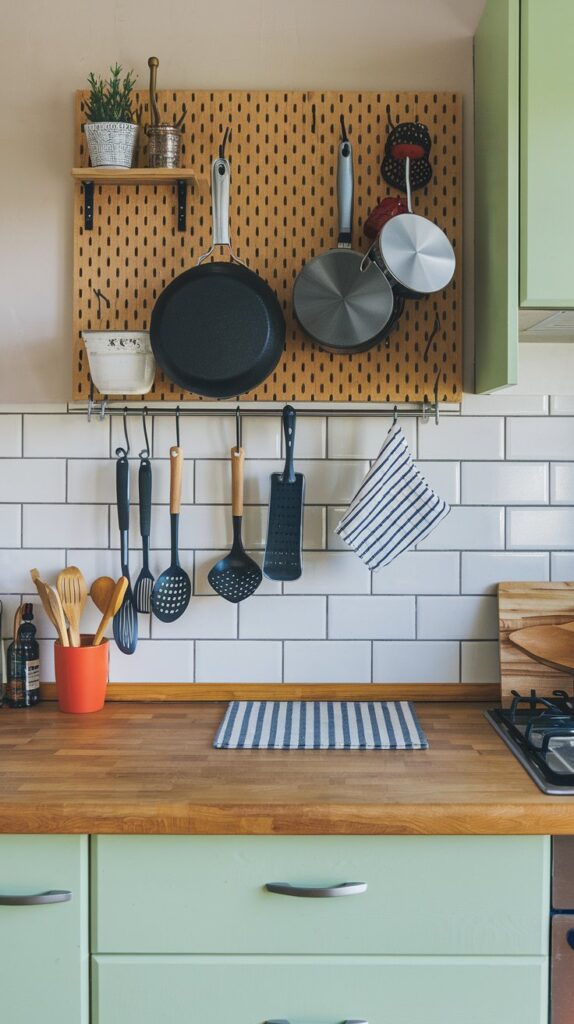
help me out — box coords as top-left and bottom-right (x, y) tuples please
(56, 566), (87, 647)
(208, 446), (262, 603)
(151, 446), (191, 622)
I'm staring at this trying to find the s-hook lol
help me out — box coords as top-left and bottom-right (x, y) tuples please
(115, 407), (130, 459)
(139, 407), (151, 460)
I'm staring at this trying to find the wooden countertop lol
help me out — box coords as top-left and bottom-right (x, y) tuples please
(1, 702), (573, 835)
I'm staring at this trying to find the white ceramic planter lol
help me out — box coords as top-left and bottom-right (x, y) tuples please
(82, 331), (155, 395)
(84, 122), (139, 168)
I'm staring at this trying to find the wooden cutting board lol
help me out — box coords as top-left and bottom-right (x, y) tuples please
(498, 582), (574, 705)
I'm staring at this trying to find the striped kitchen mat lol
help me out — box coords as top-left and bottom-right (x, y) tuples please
(213, 700), (428, 750)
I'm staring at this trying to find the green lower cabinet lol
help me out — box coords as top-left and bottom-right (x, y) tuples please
(92, 835), (550, 956)
(0, 834), (89, 1024)
(93, 954), (548, 1024)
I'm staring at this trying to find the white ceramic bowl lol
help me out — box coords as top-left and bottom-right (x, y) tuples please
(82, 331), (156, 395)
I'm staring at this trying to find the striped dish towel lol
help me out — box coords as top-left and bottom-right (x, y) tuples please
(335, 421), (450, 570)
(214, 701), (428, 750)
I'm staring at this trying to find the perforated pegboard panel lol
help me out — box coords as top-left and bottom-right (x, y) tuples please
(73, 89), (462, 403)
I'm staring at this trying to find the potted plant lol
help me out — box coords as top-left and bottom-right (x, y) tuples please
(84, 64), (138, 168)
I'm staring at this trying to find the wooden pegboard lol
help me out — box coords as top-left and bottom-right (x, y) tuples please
(72, 89), (462, 404)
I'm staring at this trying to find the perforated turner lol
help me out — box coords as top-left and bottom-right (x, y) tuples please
(264, 405), (305, 581)
(208, 446), (262, 603)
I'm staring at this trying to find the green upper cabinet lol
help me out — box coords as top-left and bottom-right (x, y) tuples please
(520, 0), (574, 307)
(475, 0), (574, 392)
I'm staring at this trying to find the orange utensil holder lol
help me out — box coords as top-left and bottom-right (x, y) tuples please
(54, 635), (109, 714)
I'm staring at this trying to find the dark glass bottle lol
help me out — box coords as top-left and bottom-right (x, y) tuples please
(6, 603), (40, 708)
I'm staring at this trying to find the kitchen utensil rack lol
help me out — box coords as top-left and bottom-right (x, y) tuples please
(72, 88), (462, 405)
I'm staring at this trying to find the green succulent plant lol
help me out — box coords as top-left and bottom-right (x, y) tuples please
(85, 64), (136, 123)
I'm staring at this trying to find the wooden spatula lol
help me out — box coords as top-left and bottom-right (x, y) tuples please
(30, 569), (69, 646)
(93, 577), (128, 646)
(509, 622), (574, 674)
(90, 576), (116, 615)
(57, 567), (87, 648)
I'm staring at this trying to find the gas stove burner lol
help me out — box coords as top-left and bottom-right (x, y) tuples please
(486, 688), (574, 795)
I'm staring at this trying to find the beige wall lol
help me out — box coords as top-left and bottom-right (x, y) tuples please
(0, 0), (485, 403)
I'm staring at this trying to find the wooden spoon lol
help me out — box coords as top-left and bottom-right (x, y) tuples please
(93, 577), (128, 646)
(30, 569), (69, 647)
(90, 576), (116, 615)
(57, 567), (87, 648)
(509, 623), (574, 675)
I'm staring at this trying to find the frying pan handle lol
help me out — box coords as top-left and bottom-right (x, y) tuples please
(170, 446), (183, 515)
(337, 140), (353, 246)
(231, 446), (245, 518)
(211, 157), (231, 247)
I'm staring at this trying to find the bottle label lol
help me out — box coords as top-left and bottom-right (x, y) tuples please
(24, 660), (40, 692)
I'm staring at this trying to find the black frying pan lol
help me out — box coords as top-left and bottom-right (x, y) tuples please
(150, 147), (285, 399)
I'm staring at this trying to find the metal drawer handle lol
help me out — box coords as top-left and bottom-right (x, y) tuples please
(0, 889), (72, 906)
(266, 1019), (368, 1023)
(265, 882), (367, 898)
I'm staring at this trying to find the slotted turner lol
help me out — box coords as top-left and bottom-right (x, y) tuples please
(134, 456), (154, 613)
(208, 446), (262, 603)
(113, 451), (138, 654)
(264, 405), (305, 581)
(151, 446), (191, 622)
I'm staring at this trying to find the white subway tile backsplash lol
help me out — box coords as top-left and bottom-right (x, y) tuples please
(417, 506), (505, 550)
(110, 640), (194, 683)
(461, 642), (500, 684)
(23, 504), (109, 548)
(1, 396), (571, 684)
(461, 552), (549, 595)
(419, 417), (504, 460)
(284, 551), (370, 595)
(284, 640), (371, 683)
(551, 464), (574, 505)
(461, 394), (548, 416)
(373, 551), (460, 595)
(0, 459), (66, 503)
(418, 596), (498, 640)
(507, 508), (574, 550)
(329, 596), (415, 639)
(0, 415), (22, 456)
(24, 414), (109, 458)
(285, 417), (326, 459)
(0, 505), (21, 548)
(151, 596), (237, 640)
(0, 549), (66, 591)
(461, 462), (548, 505)
(551, 553), (574, 580)
(328, 416), (417, 459)
(550, 396), (574, 414)
(415, 461), (460, 504)
(507, 417), (574, 460)
(373, 641), (460, 683)
(239, 596), (326, 639)
(196, 640), (282, 683)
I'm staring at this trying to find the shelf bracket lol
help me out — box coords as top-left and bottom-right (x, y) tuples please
(177, 179), (187, 231)
(83, 181), (94, 230)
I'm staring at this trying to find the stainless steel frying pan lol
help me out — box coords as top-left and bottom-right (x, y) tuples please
(293, 132), (395, 354)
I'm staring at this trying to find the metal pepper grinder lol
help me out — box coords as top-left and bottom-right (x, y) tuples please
(145, 57), (186, 168)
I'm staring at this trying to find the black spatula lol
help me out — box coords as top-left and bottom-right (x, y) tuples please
(208, 446), (262, 603)
(263, 405), (305, 581)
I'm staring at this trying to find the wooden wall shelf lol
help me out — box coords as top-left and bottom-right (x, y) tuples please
(72, 88), (463, 405)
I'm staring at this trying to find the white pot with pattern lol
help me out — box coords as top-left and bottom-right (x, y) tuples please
(84, 122), (139, 168)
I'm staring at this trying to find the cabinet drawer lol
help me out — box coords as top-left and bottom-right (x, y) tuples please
(0, 834), (88, 1024)
(93, 954), (548, 1024)
(92, 835), (549, 955)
